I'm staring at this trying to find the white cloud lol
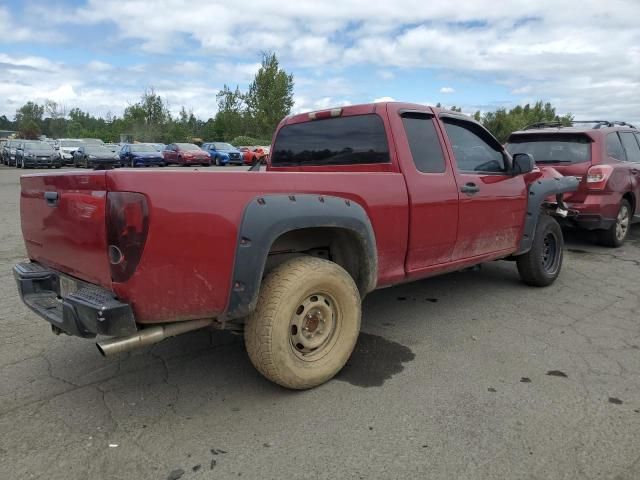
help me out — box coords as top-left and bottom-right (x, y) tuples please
(439, 87), (455, 94)
(373, 96), (395, 103)
(2, 1), (640, 123)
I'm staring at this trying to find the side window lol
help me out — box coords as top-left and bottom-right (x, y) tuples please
(620, 132), (640, 163)
(401, 113), (446, 173)
(606, 133), (626, 161)
(442, 120), (507, 173)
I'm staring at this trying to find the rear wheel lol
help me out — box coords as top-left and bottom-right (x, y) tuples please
(517, 214), (563, 287)
(598, 199), (631, 248)
(245, 256), (361, 389)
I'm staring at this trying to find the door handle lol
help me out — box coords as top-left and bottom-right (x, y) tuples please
(460, 182), (480, 195)
(631, 168), (639, 175)
(44, 191), (59, 207)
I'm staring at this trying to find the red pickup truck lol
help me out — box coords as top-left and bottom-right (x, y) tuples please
(14, 103), (578, 389)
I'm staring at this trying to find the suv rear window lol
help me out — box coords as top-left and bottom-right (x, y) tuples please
(271, 114), (389, 167)
(506, 134), (591, 164)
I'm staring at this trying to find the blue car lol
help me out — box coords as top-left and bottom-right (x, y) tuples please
(201, 142), (244, 166)
(119, 143), (165, 167)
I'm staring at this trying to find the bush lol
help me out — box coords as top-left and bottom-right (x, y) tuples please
(230, 135), (271, 147)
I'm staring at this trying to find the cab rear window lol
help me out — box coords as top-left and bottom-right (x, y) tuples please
(506, 134), (591, 164)
(271, 114), (389, 167)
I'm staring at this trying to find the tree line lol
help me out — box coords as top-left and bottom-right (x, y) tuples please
(1, 51), (569, 146)
(2, 53), (294, 146)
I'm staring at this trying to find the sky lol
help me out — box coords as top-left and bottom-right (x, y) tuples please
(0, 0), (639, 123)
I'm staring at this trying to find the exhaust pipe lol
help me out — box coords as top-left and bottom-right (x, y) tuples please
(97, 318), (213, 356)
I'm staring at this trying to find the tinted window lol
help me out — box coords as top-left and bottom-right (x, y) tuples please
(442, 120), (506, 173)
(506, 134), (591, 164)
(272, 114), (389, 167)
(606, 133), (626, 161)
(620, 132), (640, 163)
(402, 114), (446, 173)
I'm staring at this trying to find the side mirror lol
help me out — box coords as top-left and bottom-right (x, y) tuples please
(511, 153), (535, 175)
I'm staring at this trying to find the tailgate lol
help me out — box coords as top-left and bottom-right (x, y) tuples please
(20, 172), (111, 287)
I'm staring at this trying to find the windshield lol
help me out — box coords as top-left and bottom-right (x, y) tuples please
(506, 134), (592, 164)
(213, 142), (234, 150)
(24, 141), (53, 151)
(60, 140), (84, 148)
(130, 144), (156, 153)
(176, 143), (202, 151)
(86, 146), (112, 155)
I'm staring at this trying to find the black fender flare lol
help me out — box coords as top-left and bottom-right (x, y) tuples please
(222, 194), (378, 320)
(517, 176), (579, 254)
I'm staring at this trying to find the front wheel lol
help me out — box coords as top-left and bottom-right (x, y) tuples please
(516, 214), (563, 287)
(17, 158), (22, 168)
(244, 256), (361, 390)
(598, 200), (631, 248)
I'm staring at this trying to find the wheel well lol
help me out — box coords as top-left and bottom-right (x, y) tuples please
(266, 227), (373, 295)
(623, 192), (636, 216)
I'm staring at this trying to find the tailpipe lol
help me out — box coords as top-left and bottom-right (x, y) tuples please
(97, 318), (213, 356)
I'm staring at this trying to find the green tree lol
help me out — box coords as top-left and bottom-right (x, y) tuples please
(214, 85), (246, 141)
(245, 52), (294, 137)
(15, 101), (44, 137)
(479, 101), (572, 143)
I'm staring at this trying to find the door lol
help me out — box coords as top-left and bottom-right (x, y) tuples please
(619, 131), (640, 215)
(439, 117), (528, 260)
(164, 144), (177, 163)
(395, 111), (460, 271)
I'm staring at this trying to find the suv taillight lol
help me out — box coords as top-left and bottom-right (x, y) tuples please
(586, 165), (613, 190)
(106, 192), (149, 282)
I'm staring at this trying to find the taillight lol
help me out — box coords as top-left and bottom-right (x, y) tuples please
(106, 192), (149, 282)
(586, 165), (613, 190)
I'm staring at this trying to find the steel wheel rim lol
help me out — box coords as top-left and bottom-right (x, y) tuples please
(290, 293), (340, 361)
(616, 205), (630, 241)
(541, 231), (560, 274)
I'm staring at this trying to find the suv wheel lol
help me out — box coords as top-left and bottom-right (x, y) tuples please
(598, 199), (631, 248)
(245, 256), (361, 389)
(516, 214), (563, 287)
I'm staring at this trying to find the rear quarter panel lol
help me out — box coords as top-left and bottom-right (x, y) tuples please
(106, 169), (408, 323)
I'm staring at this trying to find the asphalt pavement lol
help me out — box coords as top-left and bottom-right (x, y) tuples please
(1, 165), (639, 480)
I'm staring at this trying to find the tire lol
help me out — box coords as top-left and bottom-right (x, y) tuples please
(130, 158), (136, 168)
(215, 156), (220, 166)
(597, 199), (631, 248)
(18, 157), (23, 169)
(84, 157), (89, 169)
(245, 256), (361, 390)
(516, 214), (563, 287)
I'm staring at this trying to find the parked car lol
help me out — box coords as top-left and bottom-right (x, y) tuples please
(238, 146), (269, 165)
(72, 145), (121, 169)
(201, 142), (244, 166)
(119, 143), (165, 167)
(57, 139), (85, 165)
(2, 139), (22, 166)
(15, 140), (61, 169)
(507, 120), (640, 247)
(163, 143), (212, 166)
(13, 102), (578, 390)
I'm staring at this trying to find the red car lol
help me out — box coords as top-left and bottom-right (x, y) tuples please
(14, 102), (577, 389)
(162, 143), (212, 166)
(507, 121), (640, 246)
(239, 146), (269, 165)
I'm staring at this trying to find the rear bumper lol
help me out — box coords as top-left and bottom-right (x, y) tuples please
(564, 194), (620, 230)
(14, 261), (137, 338)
